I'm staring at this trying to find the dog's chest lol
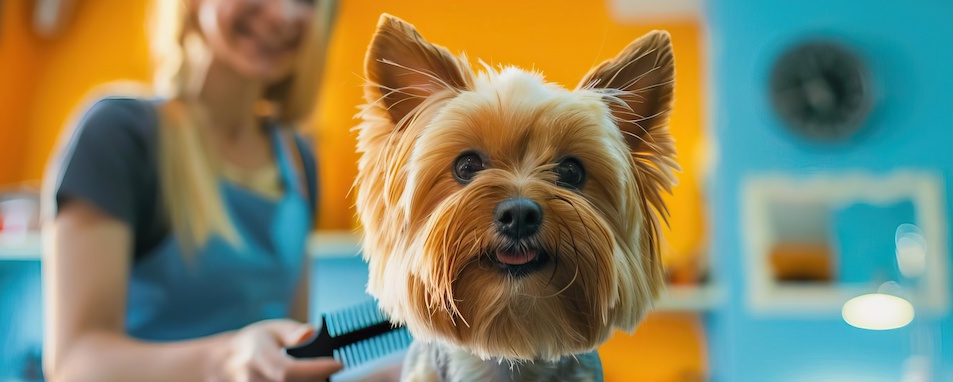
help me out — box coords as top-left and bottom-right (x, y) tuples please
(401, 341), (604, 382)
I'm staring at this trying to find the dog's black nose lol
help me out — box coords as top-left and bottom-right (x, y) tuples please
(494, 198), (542, 239)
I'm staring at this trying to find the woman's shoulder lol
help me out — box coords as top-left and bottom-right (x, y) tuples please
(74, 96), (161, 143)
(50, 96), (164, 232)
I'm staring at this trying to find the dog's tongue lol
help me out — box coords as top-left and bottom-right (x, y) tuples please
(496, 249), (538, 265)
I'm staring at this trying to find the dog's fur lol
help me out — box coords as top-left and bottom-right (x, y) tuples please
(353, 14), (678, 381)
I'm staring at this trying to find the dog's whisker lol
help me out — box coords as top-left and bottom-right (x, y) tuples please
(616, 65), (664, 92)
(600, 46), (659, 89)
(623, 108), (672, 124)
(378, 58), (464, 94)
(624, 78), (676, 94)
(619, 130), (664, 153)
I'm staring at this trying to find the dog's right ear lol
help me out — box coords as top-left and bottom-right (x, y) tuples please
(364, 14), (473, 126)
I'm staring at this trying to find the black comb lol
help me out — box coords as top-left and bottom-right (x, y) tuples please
(286, 300), (412, 370)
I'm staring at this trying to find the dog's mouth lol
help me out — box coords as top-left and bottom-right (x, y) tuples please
(496, 248), (538, 265)
(486, 245), (550, 277)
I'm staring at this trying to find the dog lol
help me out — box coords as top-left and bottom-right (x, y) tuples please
(353, 14), (678, 381)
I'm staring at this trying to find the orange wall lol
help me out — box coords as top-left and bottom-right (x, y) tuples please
(0, 0), (151, 186)
(0, 1), (42, 185)
(601, 313), (708, 381)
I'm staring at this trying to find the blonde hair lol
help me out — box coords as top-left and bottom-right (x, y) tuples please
(149, 0), (337, 251)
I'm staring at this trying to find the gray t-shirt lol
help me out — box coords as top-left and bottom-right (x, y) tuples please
(51, 97), (319, 260)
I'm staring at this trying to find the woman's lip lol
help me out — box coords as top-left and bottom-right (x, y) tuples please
(495, 249), (539, 266)
(237, 25), (298, 52)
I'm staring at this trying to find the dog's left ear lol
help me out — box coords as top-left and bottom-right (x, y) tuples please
(365, 14), (473, 126)
(577, 31), (679, 217)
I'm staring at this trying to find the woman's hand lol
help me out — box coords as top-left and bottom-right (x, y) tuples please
(218, 319), (343, 382)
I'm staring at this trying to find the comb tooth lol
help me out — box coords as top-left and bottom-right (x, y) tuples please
(341, 346), (354, 367)
(352, 346), (360, 369)
(373, 335), (383, 356)
(385, 331), (395, 352)
(338, 347), (351, 367)
(386, 331), (395, 353)
(356, 304), (366, 329)
(369, 339), (380, 365)
(366, 303), (375, 327)
(348, 345), (356, 368)
(339, 309), (347, 335)
(356, 305), (364, 328)
(364, 303), (375, 327)
(348, 343), (358, 367)
(337, 310), (346, 336)
(354, 343), (364, 366)
(368, 338), (378, 361)
(358, 343), (372, 363)
(341, 309), (354, 334)
(382, 333), (392, 354)
(375, 338), (384, 359)
(363, 341), (372, 364)
(336, 314), (345, 337)
(338, 312), (347, 337)
(338, 311), (347, 337)
(327, 313), (337, 337)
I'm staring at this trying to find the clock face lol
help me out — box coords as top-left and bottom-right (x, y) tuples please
(769, 41), (873, 141)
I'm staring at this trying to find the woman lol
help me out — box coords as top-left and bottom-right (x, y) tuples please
(42, 0), (343, 380)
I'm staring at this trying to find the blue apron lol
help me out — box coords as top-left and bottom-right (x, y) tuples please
(125, 127), (311, 341)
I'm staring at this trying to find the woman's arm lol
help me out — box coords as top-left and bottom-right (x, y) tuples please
(290, 255), (312, 324)
(43, 201), (234, 382)
(43, 201), (342, 382)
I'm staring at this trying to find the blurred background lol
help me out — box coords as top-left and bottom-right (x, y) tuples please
(1, 0), (951, 381)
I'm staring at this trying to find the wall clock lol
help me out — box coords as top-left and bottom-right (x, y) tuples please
(769, 40), (873, 141)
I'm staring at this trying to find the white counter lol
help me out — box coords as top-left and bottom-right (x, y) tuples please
(0, 231), (362, 260)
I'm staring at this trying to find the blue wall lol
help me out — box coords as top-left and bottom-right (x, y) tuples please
(705, 0), (953, 381)
(0, 262), (43, 381)
(0, 256), (375, 381)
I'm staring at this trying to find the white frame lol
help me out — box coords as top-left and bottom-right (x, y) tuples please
(742, 170), (950, 316)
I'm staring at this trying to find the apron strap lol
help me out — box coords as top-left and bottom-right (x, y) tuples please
(278, 129), (309, 201)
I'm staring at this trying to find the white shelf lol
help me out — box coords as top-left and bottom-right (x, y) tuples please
(308, 230), (364, 259)
(656, 283), (723, 312)
(742, 170), (950, 315)
(0, 231), (361, 261)
(0, 232), (42, 261)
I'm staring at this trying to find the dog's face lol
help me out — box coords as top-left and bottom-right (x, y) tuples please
(354, 14), (678, 361)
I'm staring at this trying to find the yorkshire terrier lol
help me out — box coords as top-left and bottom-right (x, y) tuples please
(353, 14), (678, 382)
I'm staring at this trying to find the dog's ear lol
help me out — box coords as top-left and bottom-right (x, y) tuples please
(579, 31), (678, 302)
(365, 14), (472, 125)
(577, 31), (679, 218)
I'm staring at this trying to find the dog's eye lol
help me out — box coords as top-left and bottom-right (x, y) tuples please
(453, 152), (485, 184)
(554, 158), (585, 189)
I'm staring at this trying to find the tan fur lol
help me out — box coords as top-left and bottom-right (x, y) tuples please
(354, 13), (677, 371)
